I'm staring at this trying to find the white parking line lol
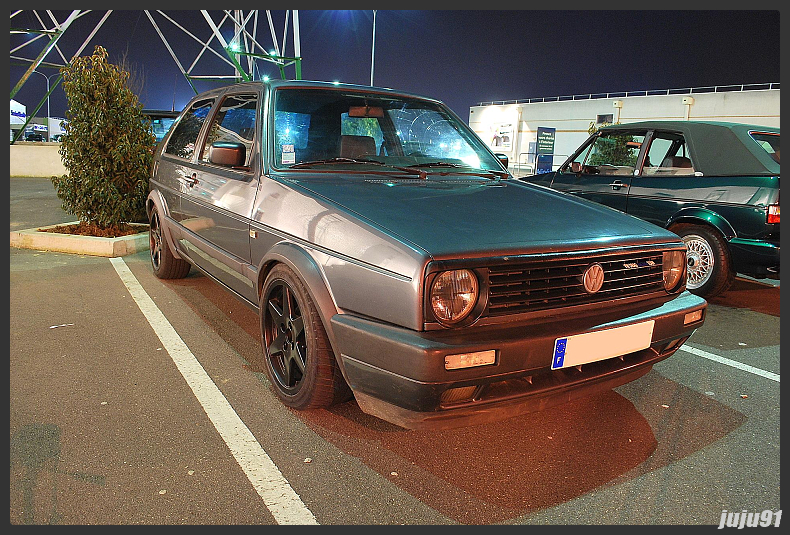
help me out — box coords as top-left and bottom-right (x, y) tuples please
(680, 344), (780, 383)
(109, 257), (318, 525)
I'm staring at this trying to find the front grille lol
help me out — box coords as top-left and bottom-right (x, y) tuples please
(486, 252), (665, 316)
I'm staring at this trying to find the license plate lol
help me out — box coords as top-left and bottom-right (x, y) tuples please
(551, 320), (655, 370)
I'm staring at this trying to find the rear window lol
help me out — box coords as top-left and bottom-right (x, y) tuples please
(750, 131), (780, 164)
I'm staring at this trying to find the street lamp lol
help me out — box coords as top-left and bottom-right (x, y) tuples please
(31, 70), (59, 141)
(370, 10), (377, 86)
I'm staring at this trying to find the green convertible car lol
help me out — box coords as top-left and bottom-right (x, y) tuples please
(526, 121), (780, 298)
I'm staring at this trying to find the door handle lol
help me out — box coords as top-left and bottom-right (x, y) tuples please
(177, 170), (199, 187)
(608, 180), (626, 190)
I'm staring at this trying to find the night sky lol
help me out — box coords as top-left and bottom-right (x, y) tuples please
(10, 9), (781, 121)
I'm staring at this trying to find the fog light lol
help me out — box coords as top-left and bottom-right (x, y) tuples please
(444, 350), (496, 370)
(440, 386), (478, 404)
(684, 309), (704, 325)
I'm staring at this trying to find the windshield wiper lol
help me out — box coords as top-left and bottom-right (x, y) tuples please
(288, 157), (428, 178)
(407, 161), (508, 180)
(288, 157), (368, 168)
(408, 161), (466, 168)
(287, 157), (507, 180)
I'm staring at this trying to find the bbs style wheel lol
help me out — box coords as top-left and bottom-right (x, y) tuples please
(149, 206), (190, 279)
(260, 264), (350, 409)
(671, 223), (733, 298)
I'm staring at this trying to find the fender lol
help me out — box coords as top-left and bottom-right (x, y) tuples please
(256, 242), (345, 369)
(666, 207), (737, 240)
(146, 190), (185, 260)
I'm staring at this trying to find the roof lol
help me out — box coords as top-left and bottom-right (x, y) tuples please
(600, 120), (780, 176)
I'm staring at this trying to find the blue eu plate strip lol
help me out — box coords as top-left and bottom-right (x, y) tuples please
(553, 338), (567, 369)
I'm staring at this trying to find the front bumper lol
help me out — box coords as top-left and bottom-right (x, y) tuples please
(331, 291), (706, 430)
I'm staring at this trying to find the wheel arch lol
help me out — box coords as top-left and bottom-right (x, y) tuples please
(146, 190), (184, 260)
(256, 242), (343, 364)
(666, 208), (736, 241)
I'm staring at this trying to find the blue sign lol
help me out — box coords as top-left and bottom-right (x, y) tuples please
(536, 153), (554, 174)
(536, 127), (556, 154)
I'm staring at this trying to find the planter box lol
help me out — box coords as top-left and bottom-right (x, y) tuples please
(10, 221), (149, 257)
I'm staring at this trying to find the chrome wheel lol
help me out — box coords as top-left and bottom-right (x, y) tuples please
(682, 233), (714, 290)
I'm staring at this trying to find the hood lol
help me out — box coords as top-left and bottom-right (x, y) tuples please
(278, 173), (679, 258)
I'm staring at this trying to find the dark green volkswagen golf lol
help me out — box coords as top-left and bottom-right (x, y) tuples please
(526, 121), (780, 298)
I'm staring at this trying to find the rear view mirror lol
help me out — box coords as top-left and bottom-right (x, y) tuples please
(209, 141), (246, 168)
(571, 161), (582, 173)
(348, 105), (384, 118)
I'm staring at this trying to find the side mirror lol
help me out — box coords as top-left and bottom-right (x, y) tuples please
(494, 153), (508, 169)
(209, 141), (246, 168)
(571, 161), (582, 173)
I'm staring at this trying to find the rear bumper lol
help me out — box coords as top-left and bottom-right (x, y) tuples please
(729, 237), (780, 278)
(331, 291), (706, 430)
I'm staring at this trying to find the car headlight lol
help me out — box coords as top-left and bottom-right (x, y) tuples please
(663, 250), (685, 292)
(430, 269), (479, 324)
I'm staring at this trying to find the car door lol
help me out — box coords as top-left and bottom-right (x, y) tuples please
(626, 130), (702, 227)
(548, 130), (647, 213)
(157, 97), (217, 226)
(178, 91), (261, 304)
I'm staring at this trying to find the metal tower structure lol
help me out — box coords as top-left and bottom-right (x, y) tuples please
(10, 10), (303, 144)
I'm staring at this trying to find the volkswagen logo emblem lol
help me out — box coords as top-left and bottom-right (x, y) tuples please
(582, 263), (605, 294)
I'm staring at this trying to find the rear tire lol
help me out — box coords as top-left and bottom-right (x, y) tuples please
(260, 264), (351, 409)
(671, 223), (733, 298)
(149, 206), (191, 279)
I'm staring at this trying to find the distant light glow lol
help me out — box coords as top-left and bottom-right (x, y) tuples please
(332, 80), (340, 85)
(461, 155), (481, 168)
(262, 75), (270, 82)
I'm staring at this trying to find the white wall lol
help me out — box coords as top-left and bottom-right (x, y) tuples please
(469, 88), (780, 175)
(9, 143), (68, 177)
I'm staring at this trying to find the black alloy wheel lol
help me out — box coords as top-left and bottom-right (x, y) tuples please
(260, 264), (351, 409)
(263, 278), (308, 395)
(149, 206), (190, 279)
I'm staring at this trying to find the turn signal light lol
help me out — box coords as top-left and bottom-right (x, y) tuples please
(445, 350), (496, 370)
(684, 309), (704, 325)
(767, 204), (780, 224)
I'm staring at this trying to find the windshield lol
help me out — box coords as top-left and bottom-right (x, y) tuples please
(271, 87), (505, 175)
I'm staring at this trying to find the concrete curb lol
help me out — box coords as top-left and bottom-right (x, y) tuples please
(10, 221), (149, 257)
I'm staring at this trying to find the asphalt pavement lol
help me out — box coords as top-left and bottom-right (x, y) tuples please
(9, 177), (781, 525)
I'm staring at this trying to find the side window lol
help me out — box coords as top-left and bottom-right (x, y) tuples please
(570, 132), (646, 176)
(642, 133), (695, 176)
(749, 132), (779, 163)
(200, 93), (258, 167)
(164, 98), (214, 160)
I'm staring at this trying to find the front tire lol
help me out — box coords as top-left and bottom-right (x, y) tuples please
(149, 206), (190, 279)
(671, 223), (733, 298)
(260, 264), (350, 409)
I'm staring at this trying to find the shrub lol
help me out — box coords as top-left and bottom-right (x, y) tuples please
(52, 45), (154, 229)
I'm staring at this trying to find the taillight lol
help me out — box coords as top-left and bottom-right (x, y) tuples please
(767, 204), (780, 224)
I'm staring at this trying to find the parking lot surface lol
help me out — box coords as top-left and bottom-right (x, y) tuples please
(9, 177), (780, 525)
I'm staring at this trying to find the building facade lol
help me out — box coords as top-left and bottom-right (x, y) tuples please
(468, 84), (780, 176)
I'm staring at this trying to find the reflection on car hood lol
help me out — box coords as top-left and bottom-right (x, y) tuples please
(280, 173), (679, 258)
